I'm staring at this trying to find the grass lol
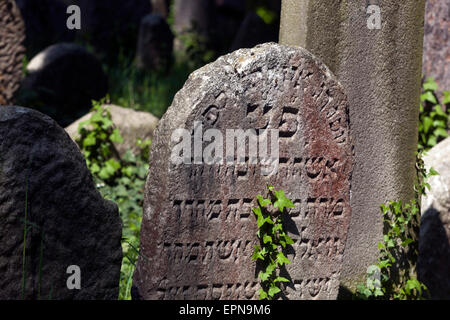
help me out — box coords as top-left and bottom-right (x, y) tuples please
(104, 53), (195, 119)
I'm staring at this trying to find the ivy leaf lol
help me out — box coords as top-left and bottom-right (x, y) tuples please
(258, 289), (268, 300)
(423, 77), (438, 92)
(273, 189), (294, 213)
(263, 234), (272, 244)
(257, 195), (271, 207)
(110, 128), (124, 143)
(268, 285), (281, 297)
(274, 276), (290, 283)
(276, 252), (291, 265)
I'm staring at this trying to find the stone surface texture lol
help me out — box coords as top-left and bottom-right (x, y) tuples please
(0, 106), (122, 300)
(422, 0), (449, 101)
(133, 43), (354, 300)
(22, 43), (108, 127)
(419, 137), (450, 299)
(65, 104), (159, 157)
(0, 0), (25, 105)
(280, 0), (426, 290)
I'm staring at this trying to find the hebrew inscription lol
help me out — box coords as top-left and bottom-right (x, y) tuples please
(133, 43), (353, 300)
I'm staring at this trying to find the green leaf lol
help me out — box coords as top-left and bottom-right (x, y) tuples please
(274, 276), (290, 283)
(421, 91), (437, 104)
(83, 133), (96, 147)
(442, 91), (450, 105)
(401, 238), (414, 247)
(268, 285), (281, 297)
(110, 128), (124, 143)
(434, 127), (449, 138)
(257, 195), (271, 207)
(276, 251), (291, 265)
(263, 234), (272, 244)
(423, 77), (438, 92)
(273, 189), (294, 213)
(258, 289), (268, 300)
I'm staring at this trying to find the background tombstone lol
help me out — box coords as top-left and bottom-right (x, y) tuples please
(422, 0), (449, 102)
(136, 14), (174, 71)
(132, 43), (353, 300)
(418, 137), (450, 299)
(20, 42), (108, 127)
(0, 106), (122, 299)
(279, 0), (426, 292)
(173, 0), (215, 51)
(0, 0), (25, 106)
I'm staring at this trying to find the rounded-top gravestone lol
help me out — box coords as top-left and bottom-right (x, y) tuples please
(133, 43), (354, 300)
(0, 106), (122, 299)
(21, 43), (108, 127)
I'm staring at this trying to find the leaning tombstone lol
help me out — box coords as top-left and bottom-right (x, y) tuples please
(0, 106), (123, 299)
(132, 43), (354, 300)
(0, 0), (26, 106)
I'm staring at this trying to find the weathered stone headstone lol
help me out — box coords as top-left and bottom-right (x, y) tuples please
(422, 0), (449, 102)
(173, 0), (215, 51)
(76, 0), (152, 61)
(0, 0), (25, 106)
(65, 104), (159, 157)
(0, 106), (122, 299)
(136, 14), (174, 71)
(133, 43), (353, 300)
(21, 43), (108, 127)
(230, 12), (279, 51)
(418, 137), (450, 300)
(279, 0), (426, 291)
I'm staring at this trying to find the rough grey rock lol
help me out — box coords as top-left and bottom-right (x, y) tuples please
(136, 14), (174, 71)
(422, 0), (449, 102)
(133, 43), (353, 300)
(0, 106), (122, 300)
(65, 104), (159, 157)
(21, 43), (108, 127)
(419, 137), (450, 299)
(0, 0), (25, 105)
(280, 0), (426, 291)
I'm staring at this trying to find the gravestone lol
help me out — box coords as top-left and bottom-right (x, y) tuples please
(136, 14), (174, 71)
(21, 43), (108, 127)
(230, 12), (279, 51)
(0, 0), (25, 106)
(418, 137), (450, 299)
(132, 43), (353, 300)
(173, 0), (215, 51)
(0, 106), (122, 299)
(76, 0), (152, 61)
(279, 0), (426, 291)
(422, 0), (449, 102)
